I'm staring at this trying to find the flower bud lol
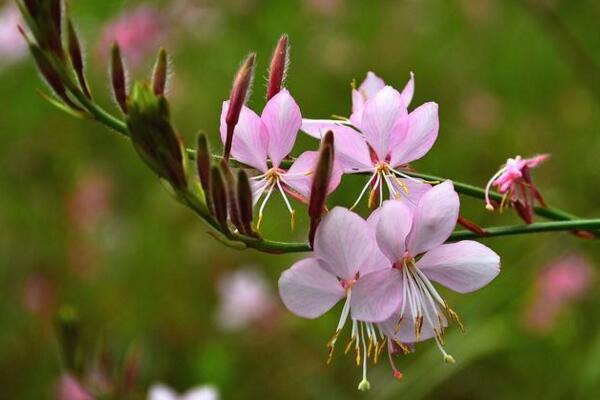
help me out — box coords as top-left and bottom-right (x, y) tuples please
(308, 131), (334, 247)
(56, 305), (82, 374)
(210, 166), (229, 233)
(196, 132), (212, 211)
(457, 215), (488, 236)
(267, 34), (289, 100)
(126, 82), (187, 189)
(67, 19), (92, 99)
(152, 48), (168, 96)
(220, 160), (244, 234)
(237, 170), (257, 237)
(111, 43), (128, 114)
(224, 53), (255, 161)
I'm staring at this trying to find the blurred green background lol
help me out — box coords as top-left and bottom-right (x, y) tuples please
(2, 0), (600, 398)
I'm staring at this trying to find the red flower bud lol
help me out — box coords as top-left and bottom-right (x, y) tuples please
(308, 131), (334, 247)
(237, 169), (257, 237)
(111, 43), (128, 114)
(67, 19), (92, 99)
(211, 166), (229, 233)
(152, 48), (168, 96)
(196, 132), (212, 211)
(224, 53), (256, 161)
(267, 34), (289, 100)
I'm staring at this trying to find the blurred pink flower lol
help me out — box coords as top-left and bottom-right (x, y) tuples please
(22, 273), (56, 318)
(305, 0), (343, 16)
(56, 374), (93, 400)
(148, 383), (219, 400)
(67, 170), (113, 233)
(524, 254), (595, 332)
(0, 3), (27, 66)
(216, 267), (276, 332)
(99, 6), (165, 66)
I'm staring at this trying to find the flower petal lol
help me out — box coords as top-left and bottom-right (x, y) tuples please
(356, 71), (386, 107)
(282, 150), (343, 199)
(300, 119), (341, 139)
(407, 180), (459, 256)
(375, 200), (413, 263)
(262, 89), (302, 167)
(314, 207), (376, 280)
(350, 268), (403, 322)
(361, 86), (408, 161)
(220, 101), (269, 172)
(417, 241), (500, 293)
(400, 72), (415, 107)
(390, 102), (439, 166)
(278, 257), (345, 319)
(182, 386), (219, 400)
(331, 125), (374, 172)
(148, 384), (178, 400)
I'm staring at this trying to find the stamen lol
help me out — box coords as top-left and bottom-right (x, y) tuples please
(434, 334), (455, 364)
(386, 340), (404, 382)
(484, 166), (507, 211)
(388, 166), (430, 184)
(357, 322), (371, 392)
(276, 178), (296, 230)
(350, 170), (378, 210)
(367, 173), (382, 209)
(256, 182), (275, 230)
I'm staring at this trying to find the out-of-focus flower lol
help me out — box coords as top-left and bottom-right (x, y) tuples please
(305, 0), (343, 16)
(215, 268), (276, 332)
(484, 154), (550, 223)
(220, 90), (342, 229)
(302, 72), (437, 210)
(148, 383), (219, 400)
(524, 254), (595, 332)
(99, 6), (165, 66)
(22, 272), (56, 318)
(0, 3), (27, 67)
(56, 374), (93, 400)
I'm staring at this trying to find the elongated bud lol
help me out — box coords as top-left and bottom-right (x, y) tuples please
(210, 166), (229, 232)
(196, 133), (212, 211)
(267, 34), (289, 100)
(457, 215), (488, 237)
(220, 160), (244, 234)
(39, 0), (64, 59)
(308, 131), (334, 247)
(224, 53), (256, 161)
(126, 82), (187, 189)
(67, 19), (92, 99)
(111, 43), (128, 114)
(237, 170), (257, 237)
(23, 0), (39, 17)
(56, 305), (82, 374)
(152, 48), (168, 96)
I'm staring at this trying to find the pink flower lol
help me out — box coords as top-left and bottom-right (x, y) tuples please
(484, 154), (549, 223)
(302, 72), (438, 209)
(366, 182), (500, 364)
(279, 207), (400, 389)
(148, 383), (219, 400)
(220, 89), (342, 228)
(56, 374), (93, 400)
(99, 6), (165, 66)
(524, 254), (595, 333)
(0, 4), (27, 66)
(215, 268), (276, 332)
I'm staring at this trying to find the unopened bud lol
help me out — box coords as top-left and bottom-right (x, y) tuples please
(152, 48), (168, 96)
(457, 215), (488, 236)
(237, 170), (257, 237)
(126, 82), (187, 189)
(220, 160), (244, 234)
(111, 43), (128, 114)
(67, 19), (92, 99)
(224, 53), (256, 161)
(357, 379), (371, 392)
(23, 0), (40, 18)
(210, 166), (229, 233)
(56, 305), (82, 374)
(267, 34), (289, 100)
(308, 131), (334, 247)
(196, 133), (212, 211)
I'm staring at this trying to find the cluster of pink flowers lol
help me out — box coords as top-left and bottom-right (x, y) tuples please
(524, 254), (594, 333)
(221, 70), (501, 389)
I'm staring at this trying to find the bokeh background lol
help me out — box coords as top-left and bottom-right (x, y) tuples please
(2, 0), (600, 398)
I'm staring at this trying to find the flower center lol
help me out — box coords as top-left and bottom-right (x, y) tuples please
(252, 168), (296, 230)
